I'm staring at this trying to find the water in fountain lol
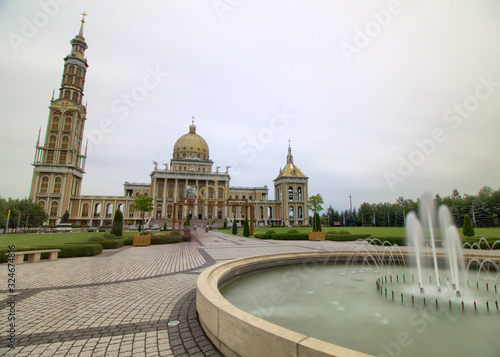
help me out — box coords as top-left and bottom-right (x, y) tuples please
(220, 193), (500, 356)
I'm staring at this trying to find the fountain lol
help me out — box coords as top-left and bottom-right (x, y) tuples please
(197, 193), (500, 357)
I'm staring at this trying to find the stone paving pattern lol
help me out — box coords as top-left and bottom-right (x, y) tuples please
(0, 230), (367, 356)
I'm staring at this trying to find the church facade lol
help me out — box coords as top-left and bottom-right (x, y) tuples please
(29, 18), (309, 228)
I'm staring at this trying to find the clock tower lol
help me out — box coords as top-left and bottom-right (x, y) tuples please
(29, 14), (89, 225)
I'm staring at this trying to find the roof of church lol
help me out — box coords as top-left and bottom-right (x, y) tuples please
(274, 143), (307, 180)
(173, 121), (210, 159)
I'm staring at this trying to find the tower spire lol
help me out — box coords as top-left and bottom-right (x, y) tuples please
(286, 139), (293, 164)
(79, 11), (87, 37)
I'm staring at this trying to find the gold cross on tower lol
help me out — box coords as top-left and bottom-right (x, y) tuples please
(81, 11), (87, 23)
(192, 116), (195, 125)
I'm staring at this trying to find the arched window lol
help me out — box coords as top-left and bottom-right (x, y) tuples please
(297, 187), (302, 200)
(59, 151), (67, 164)
(106, 203), (113, 217)
(82, 203), (89, 217)
(46, 151), (54, 163)
(61, 136), (69, 149)
(38, 200), (46, 212)
(249, 196), (253, 201)
(289, 206), (294, 218)
(129, 204), (135, 218)
(71, 92), (78, 103)
(53, 177), (62, 193)
(94, 203), (101, 217)
(167, 205), (173, 219)
(168, 183), (174, 198)
(298, 206), (303, 219)
(51, 117), (59, 130)
(64, 90), (70, 99)
(48, 135), (57, 148)
(135, 192), (140, 197)
(64, 118), (72, 131)
(40, 177), (49, 193)
(50, 201), (58, 216)
(268, 206), (273, 219)
(260, 206), (264, 219)
(288, 186), (294, 200)
(157, 182), (164, 197)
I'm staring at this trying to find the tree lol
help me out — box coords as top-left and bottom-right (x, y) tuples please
(462, 214), (475, 236)
(133, 194), (153, 230)
(308, 194), (324, 215)
(232, 219), (238, 235)
(110, 209), (123, 237)
(0, 198), (48, 230)
(243, 217), (250, 237)
(312, 212), (322, 232)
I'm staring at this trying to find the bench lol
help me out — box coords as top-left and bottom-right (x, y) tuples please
(6, 249), (61, 264)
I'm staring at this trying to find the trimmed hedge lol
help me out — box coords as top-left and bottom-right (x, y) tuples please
(255, 233), (309, 240)
(462, 238), (500, 249)
(368, 236), (406, 246)
(101, 233), (118, 240)
(88, 236), (105, 242)
(265, 230), (276, 234)
(0, 244), (103, 263)
(325, 234), (371, 241)
(287, 229), (299, 234)
(326, 230), (351, 235)
(151, 236), (182, 244)
(99, 239), (125, 249)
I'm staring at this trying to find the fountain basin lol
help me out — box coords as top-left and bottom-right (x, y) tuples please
(197, 251), (379, 357)
(196, 250), (500, 357)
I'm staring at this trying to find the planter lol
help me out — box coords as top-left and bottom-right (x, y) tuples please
(133, 234), (151, 246)
(308, 231), (326, 241)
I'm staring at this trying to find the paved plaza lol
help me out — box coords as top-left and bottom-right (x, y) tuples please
(0, 231), (360, 357)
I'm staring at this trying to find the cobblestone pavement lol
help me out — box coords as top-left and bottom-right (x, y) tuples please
(0, 231), (366, 356)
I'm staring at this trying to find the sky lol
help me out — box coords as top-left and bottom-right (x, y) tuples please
(1, 0), (500, 212)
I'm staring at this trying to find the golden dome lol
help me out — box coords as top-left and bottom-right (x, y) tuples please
(173, 123), (210, 160)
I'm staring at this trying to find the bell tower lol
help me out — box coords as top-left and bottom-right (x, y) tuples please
(29, 13), (89, 225)
(274, 141), (309, 226)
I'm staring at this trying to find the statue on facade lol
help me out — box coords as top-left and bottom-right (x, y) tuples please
(225, 166), (231, 174)
(152, 161), (158, 170)
(61, 210), (70, 223)
(163, 163), (169, 170)
(216, 166), (220, 173)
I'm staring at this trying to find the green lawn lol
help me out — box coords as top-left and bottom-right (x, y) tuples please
(0, 232), (136, 248)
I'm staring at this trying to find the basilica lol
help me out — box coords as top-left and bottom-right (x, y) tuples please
(29, 17), (309, 228)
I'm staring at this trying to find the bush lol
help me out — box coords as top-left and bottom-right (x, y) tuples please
(462, 238), (500, 249)
(463, 214), (475, 237)
(101, 233), (118, 240)
(287, 229), (299, 234)
(169, 230), (184, 238)
(163, 222), (167, 231)
(123, 237), (134, 245)
(0, 244), (103, 263)
(110, 209), (123, 237)
(265, 230), (276, 234)
(368, 236), (406, 246)
(325, 234), (371, 242)
(232, 220), (238, 235)
(151, 236), (182, 244)
(255, 233), (309, 240)
(98, 238), (125, 249)
(338, 230), (351, 235)
(88, 236), (105, 242)
(326, 230), (338, 234)
(98, 228), (106, 233)
(243, 217), (250, 237)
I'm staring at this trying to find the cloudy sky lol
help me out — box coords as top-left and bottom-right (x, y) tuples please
(1, 0), (499, 212)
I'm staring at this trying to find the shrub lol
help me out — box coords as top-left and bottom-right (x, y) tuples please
(463, 214), (475, 237)
(99, 238), (125, 249)
(123, 237), (134, 245)
(265, 230), (276, 234)
(151, 236), (183, 244)
(163, 222), (167, 231)
(243, 217), (250, 237)
(325, 234), (371, 242)
(326, 230), (338, 234)
(232, 220), (238, 235)
(0, 244), (103, 263)
(98, 228), (106, 232)
(255, 233), (309, 240)
(287, 229), (299, 234)
(110, 209), (123, 237)
(367, 236), (406, 246)
(101, 233), (118, 240)
(312, 212), (322, 232)
(88, 236), (105, 242)
(223, 221), (227, 229)
(338, 230), (351, 235)
(169, 230), (184, 238)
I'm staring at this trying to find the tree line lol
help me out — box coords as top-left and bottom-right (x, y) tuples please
(320, 186), (500, 228)
(0, 198), (48, 231)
